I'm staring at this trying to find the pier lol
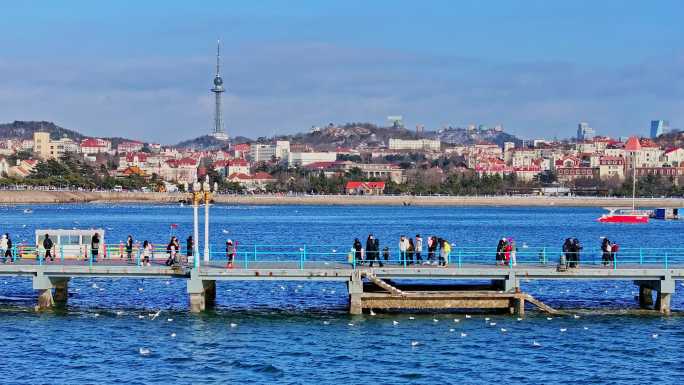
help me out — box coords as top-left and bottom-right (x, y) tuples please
(1, 247), (682, 315)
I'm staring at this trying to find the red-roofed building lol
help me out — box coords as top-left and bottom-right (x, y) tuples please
(213, 159), (250, 177)
(663, 148), (684, 167)
(227, 172), (276, 189)
(117, 141), (144, 153)
(80, 138), (112, 154)
(598, 156), (625, 180)
(345, 181), (386, 195)
(232, 143), (251, 158)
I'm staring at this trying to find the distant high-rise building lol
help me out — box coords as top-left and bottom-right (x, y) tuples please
(576, 122), (595, 141)
(210, 40), (228, 141)
(650, 120), (670, 139)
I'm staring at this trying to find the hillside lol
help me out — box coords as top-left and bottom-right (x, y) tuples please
(274, 123), (420, 150)
(175, 135), (231, 150)
(0, 121), (85, 141)
(654, 130), (684, 149)
(430, 127), (523, 147)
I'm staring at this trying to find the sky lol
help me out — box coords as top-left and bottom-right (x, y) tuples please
(1, 0), (683, 143)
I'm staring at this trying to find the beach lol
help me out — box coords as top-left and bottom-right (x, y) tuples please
(1, 190), (683, 207)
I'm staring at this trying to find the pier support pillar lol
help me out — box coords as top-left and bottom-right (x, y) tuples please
(32, 273), (69, 311)
(348, 272), (363, 315)
(494, 272), (519, 293)
(187, 277), (216, 313)
(638, 286), (654, 309)
(515, 297), (525, 317)
(635, 279), (675, 314)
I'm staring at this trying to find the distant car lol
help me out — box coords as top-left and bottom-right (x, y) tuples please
(113, 186), (123, 192)
(141, 187), (150, 193)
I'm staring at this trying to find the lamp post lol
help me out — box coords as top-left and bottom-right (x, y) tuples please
(192, 181), (202, 269)
(203, 177), (213, 263)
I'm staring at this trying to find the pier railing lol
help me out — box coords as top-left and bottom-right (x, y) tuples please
(4, 243), (684, 272)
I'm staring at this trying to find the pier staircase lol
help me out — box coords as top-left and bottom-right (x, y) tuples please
(363, 272), (405, 296)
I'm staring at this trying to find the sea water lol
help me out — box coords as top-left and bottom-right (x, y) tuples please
(0, 204), (682, 384)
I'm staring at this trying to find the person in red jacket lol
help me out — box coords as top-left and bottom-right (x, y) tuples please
(503, 241), (512, 266)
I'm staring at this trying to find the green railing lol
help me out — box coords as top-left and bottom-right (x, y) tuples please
(6, 243), (684, 271)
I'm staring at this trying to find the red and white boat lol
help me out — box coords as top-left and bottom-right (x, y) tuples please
(597, 136), (649, 224)
(598, 208), (649, 223)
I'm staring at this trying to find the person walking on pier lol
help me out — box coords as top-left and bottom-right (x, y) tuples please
(438, 238), (450, 267)
(601, 237), (612, 266)
(3, 233), (12, 263)
(427, 236), (436, 264)
(43, 234), (54, 262)
(91, 233), (101, 263)
(0, 234), (7, 263)
(496, 238), (506, 266)
(399, 235), (408, 265)
(382, 246), (390, 263)
(226, 239), (235, 268)
(366, 234), (382, 267)
(415, 234), (423, 263)
(186, 236), (193, 259)
(141, 240), (152, 266)
(406, 238), (415, 265)
(353, 238), (363, 265)
(125, 235), (134, 263)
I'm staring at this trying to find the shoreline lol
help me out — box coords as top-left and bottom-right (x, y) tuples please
(0, 190), (683, 207)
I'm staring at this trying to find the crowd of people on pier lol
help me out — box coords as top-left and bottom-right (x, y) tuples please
(8, 229), (621, 270)
(351, 234), (451, 267)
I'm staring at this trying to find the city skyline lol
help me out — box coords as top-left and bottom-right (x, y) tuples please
(0, 1), (682, 142)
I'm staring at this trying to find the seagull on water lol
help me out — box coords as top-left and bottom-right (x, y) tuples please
(167, 318), (173, 322)
(485, 317), (490, 321)
(516, 318), (523, 321)
(560, 328), (567, 332)
(454, 319), (460, 323)
(369, 309), (376, 316)
(652, 334), (659, 339)
(323, 321), (330, 325)
(490, 322), (497, 326)
(139, 348), (151, 356)
(433, 318), (439, 323)
(500, 328), (507, 332)
(393, 320), (399, 325)
(532, 340), (541, 347)
(546, 317), (553, 321)
(171, 333), (176, 338)
(465, 314), (471, 319)
(150, 310), (161, 320)
(573, 314), (580, 319)
(230, 323), (238, 328)
(449, 328), (455, 332)
(348, 323), (354, 327)
(409, 316), (415, 320)
(460, 332), (467, 337)
(411, 341), (420, 347)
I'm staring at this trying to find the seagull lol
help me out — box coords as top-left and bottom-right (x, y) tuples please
(652, 334), (659, 339)
(222, 229), (229, 234)
(91, 283), (99, 289)
(138, 315), (145, 319)
(167, 318), (173, 322)
(449, 328), (455, 332)
(94, 313), (100, 317)
(532, 340), (541, 347)
(138, 288), (144, 292)
(465, 314), (471, 319)
(500, 328), (507, 332)
(165, 281), (170, 285)
(560, 328), (567, 332)
(230, 323), (238, 328)
(454, 319), (460, 323)
(516, 317), (523, 321)
(115, 311), (124, 316)
(171, 333), (176, 338)
(323, 321), (330, 325)
(409, 316), (415, 320)
(485, 317), (490, 321)
(411, 341), (420, 347)
(583, 327), (589, 330)
(433, 318), (439, 323)
(369, 309), (376, 316)
(138, 348), (151, 356)
(150, 310), (161, 320)
(460, 332), (467, 337)
(490, 322), (497, 326)
(573, 315), (580, 319)
(393, 320), (399, 325)
(348, 323), (354, 327)
(546, 317), (553, 321)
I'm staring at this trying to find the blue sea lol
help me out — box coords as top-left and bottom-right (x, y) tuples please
(0, 204), (683, 384)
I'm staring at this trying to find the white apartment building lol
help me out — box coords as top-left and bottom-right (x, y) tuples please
(288, 152), (337, 167)
(388, 138), (441, 152)
(250, 144), (276, 163)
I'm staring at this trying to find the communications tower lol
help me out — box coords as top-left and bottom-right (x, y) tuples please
(210, 40), (228, 140)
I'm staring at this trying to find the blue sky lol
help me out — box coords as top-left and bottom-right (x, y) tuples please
(1, 0), (682, 143)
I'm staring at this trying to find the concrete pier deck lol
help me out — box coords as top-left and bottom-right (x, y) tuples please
(1, 260), (682, 315)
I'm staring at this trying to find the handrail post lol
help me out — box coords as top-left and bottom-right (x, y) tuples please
(458, 249), (462, 268)
(352, 251), (356, 270)
(665, 253), (669, 270)
(639, 248), (643, 265)
(613, 252), (617, 271)
(254, 244), (257, 261)
(403, 250), (407, 270)
(299, 248), (304, 270)
(38, 247), (43, 266)
(542, 247), (546, 264)
(303, 245), (307, 262)
(60, 244), (64, 264)
(244, 249), (248, 269)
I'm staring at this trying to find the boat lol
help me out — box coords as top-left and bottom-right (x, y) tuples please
(598, 208), (649, 223)
(597, 136), (649, 224)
